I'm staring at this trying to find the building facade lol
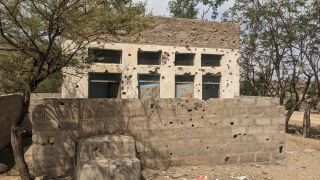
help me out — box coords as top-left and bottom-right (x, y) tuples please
(62, 17), (240, 100)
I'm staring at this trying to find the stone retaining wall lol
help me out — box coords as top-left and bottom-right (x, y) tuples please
(32, 97), (285, 176)
(0, 94), (22, 151)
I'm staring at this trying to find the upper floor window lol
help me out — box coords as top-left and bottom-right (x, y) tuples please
(88, 49), (122, 64)
(175, 53), (195, 66)
(201, 54), (222, 67)
(138, 50), (161, 65)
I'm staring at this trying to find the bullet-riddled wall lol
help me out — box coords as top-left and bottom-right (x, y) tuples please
(62, 17), (240, 99)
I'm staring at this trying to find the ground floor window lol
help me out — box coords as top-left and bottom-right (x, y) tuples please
(88, 73), (121, 98)
(138, 74), (160, 99)
(175, 75), (194, 98)
(202, 75), (220, 100)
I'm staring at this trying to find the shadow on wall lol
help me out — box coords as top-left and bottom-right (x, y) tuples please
(32, 98), (196, 176)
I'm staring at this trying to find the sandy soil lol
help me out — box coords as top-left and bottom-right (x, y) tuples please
(1, 111), (320, 180)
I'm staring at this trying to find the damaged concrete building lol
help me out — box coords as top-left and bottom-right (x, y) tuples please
(62, 17), (240, 100)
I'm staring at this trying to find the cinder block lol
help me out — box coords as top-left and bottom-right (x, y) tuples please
(174, 148), (195, 157)
(255, 134), (272, 143)
(239, 117), (255, 125)
(256, 98), (271, 106)
(262, 107), (277, 115)
(255, 152), (270, 162)
(247, 143), (264, 152)
(224, 155), (238, 164)
(240, 153), (255, 163)
(212, 108), (230, 116)
(264, 143), (279, 152)
(203, 98), (223, 107)
(256, 117), (271, 125)
(207, 117), (223, 126)
(212, 145), (230, 154)
(176, 128), (194, 138)
(231, 126), (247, 135)
(153, 129), (177, 138)
(248, 126), (263, 134)
(276, 106), (286, 115)
(248, 107), (262, 115)
(214, 127), (231, 136)
(272, 134), (285, 143)
(210, 155), (223, 165)
(77, 135), (136, 161)
(185, 118), (205, 128)
(223, 117), (239, 126)
(263, 125), (279, 134)
(240, 98), (256, 106)
(231, 107), (247, 116)
(271, 116), (285, 125)
(193, 127), (214, 137)
(230, 143), (247, 153)
(223, 99), (240, 107)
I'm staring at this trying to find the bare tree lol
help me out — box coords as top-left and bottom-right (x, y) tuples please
(0, 0), (150, 179)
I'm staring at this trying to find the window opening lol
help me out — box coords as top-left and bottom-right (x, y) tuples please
(175, 75), (194, 98)
(138, 50), (161, 65)
(88, 49), (122, 64)
(201, 54), (222, 67)
(202, 75), (221, 100)
(138, 74), (160, 99)
(175, 53), (195, 66)
(88, 73), (121, 98)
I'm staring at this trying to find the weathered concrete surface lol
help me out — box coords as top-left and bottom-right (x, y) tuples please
(32, 97), (285, 177)
(76, 135), (140, 180)
(106, 16), (240, 50)
(0, 94), (22, 151)
(62, 17), (240, 99)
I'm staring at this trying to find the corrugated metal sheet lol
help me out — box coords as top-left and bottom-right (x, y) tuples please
(175, 83), (193, 98)
(139, 82), (160, 99)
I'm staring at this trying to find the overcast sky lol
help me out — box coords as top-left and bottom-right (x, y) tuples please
(132, 0), (235, 21)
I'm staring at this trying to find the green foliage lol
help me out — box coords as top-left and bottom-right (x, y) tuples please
(168, 0), (227, 19)
(0, 0), (151, 94)
(284, 98), (300, 111)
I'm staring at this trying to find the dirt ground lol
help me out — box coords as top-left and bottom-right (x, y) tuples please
(1, 111), (320, 180)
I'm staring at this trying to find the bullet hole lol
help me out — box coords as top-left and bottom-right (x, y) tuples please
(229, 60), (231, 62)
(188, 109), (192, 112)
(225, 157), (229, 161)
(181, 122), (184, 125)
(233, 134), (238, 139)
(42, 143), (46, 146)
(150, 103), (155, 109)
(133, 67), (136, 70)
(164, 123), (167, 126)
(207, 147), (209, 149)
(190, 118), (192, 121)
(181, 40), (183, 42)
(230, 122), (234, 125)
(166, 145), (168, 147)
(170, 122), (173, 124)
(58, 125), (61, 128)
(201, 116), (204, 119)
(169, 65), (171, 67)
(75, 85), (79, 88)
(215, 123), (217, 125)
(122, 92), (126, 95)
(162, 76), (165, 79)
(127, 68), (129, 71)
(59, 102), (64, 106)
(170, 153), (173, 156)
(266, 138), (269, 141)
(279, 146), (283, 153)
(203, 109), (205, 112)
(168, 35), (170, 38)
(229, 72), (233, 75)
(137, 152), (141, 156)
(244, 133), (247, 136)
(191, 124), (194, 127)
(48, 136), (54, 145)
(128, 53), (131, 56)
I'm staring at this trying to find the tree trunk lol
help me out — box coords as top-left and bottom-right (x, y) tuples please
(285, 108), (295, 133)
(11, 90), (31, 180)
(303, 104), (311, 138)
(11, 123), (31, 180)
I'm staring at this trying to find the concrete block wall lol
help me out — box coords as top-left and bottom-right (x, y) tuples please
(32, 97), (285, 176)
(0, 94), (22, 151)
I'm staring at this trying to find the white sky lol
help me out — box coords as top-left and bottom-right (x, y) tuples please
(132, 0), (235, 21)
